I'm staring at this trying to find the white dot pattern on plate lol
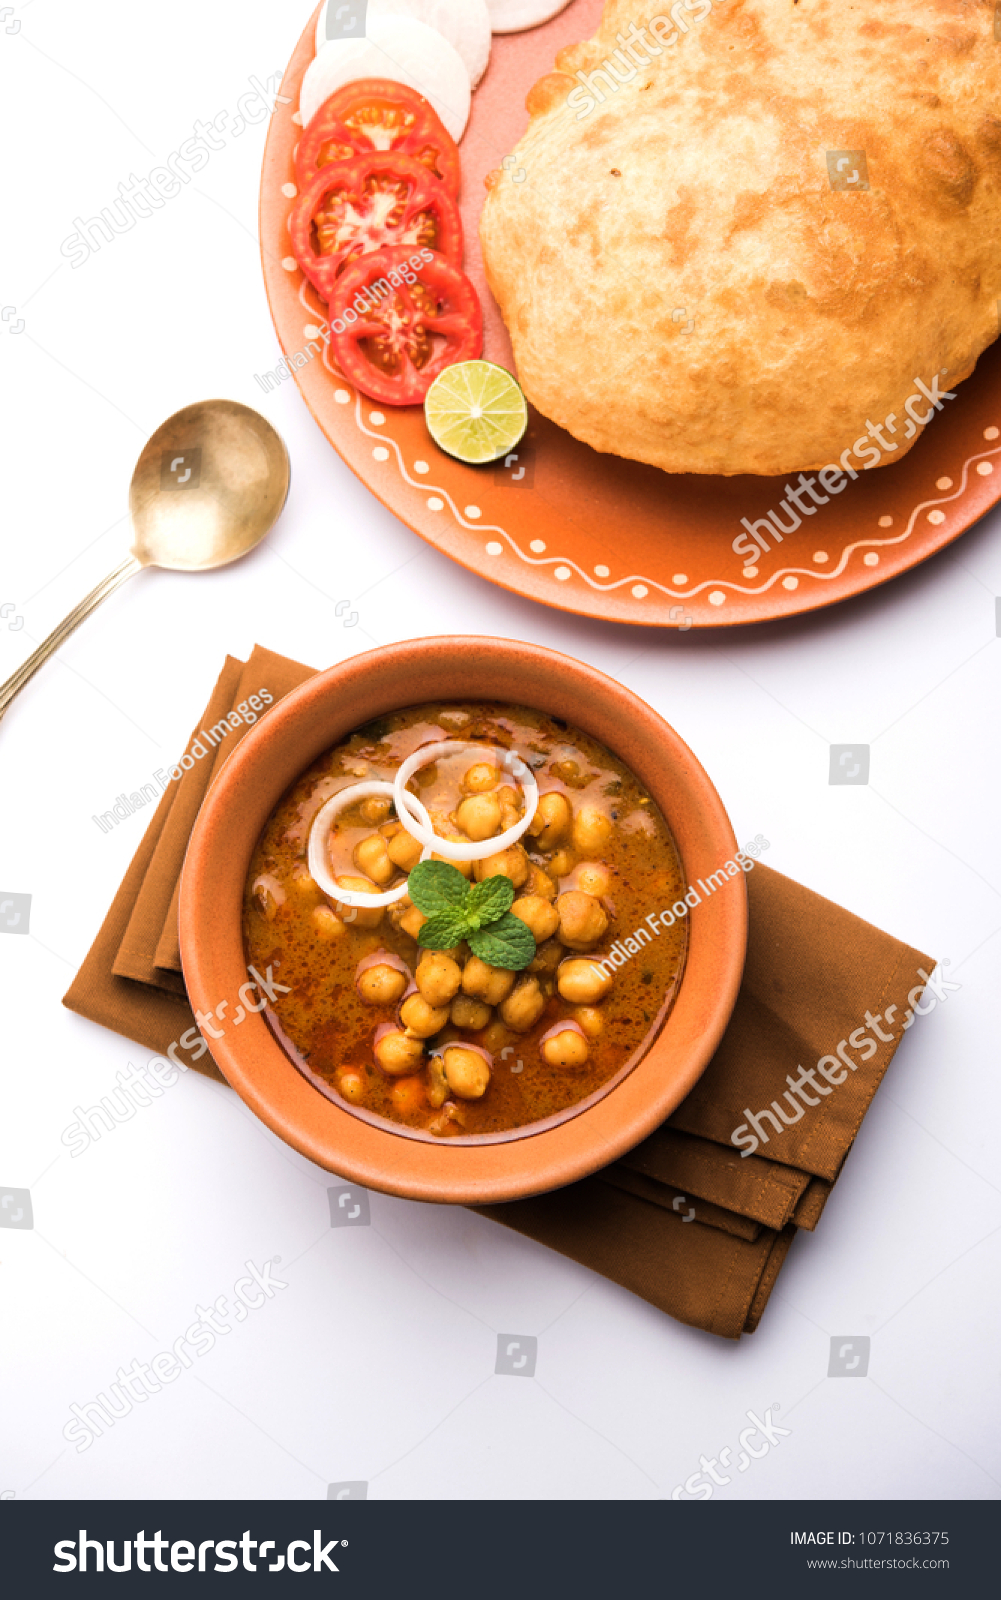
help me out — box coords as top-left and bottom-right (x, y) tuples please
(813, 552), (828, 564)
(372, 447), (389, 461)
(485, 541), (503, 556)
(282, 257), (297, 271)
(985, 426), (999, 440)
(631, 584), (648, 599)
(878, 515), (893, 527)
(292, 111), (303, 126)
(927, 509), (946, 524)
(530, 539), (546, 553)
(782, 576), (798, 590)
(464, 505), (481, 519)
(414, 460), (429, 474)
(334, 389), (350, 404)
(673, 573), (688, 585)
(742, 566), (758, 578)
(864, 552), (879, 566)
(304, 324), (321, 340)
(594, 564), (609, 577)
(554, 566), (572, 581)
(428, 497), (444, 510)
(977, 460), (993, 475)
(282, 182), (297, 199)
(709, 590), (726, 606)
(369, 412), (385, 426)
(936, 476), (953, 490)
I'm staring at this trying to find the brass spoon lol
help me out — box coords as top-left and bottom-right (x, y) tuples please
(0, 399), (290, 719)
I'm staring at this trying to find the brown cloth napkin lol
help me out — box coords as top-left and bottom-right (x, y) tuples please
(63, 648), (933, 1339)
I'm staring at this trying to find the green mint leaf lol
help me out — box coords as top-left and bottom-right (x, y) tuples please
(466, 873), (515, 925)
(467, 913), (536, 971)
(417, 908), (472, 951)
(407, 859), (470, 915)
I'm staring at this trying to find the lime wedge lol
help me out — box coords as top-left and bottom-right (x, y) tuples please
(424, 360), (528, 465)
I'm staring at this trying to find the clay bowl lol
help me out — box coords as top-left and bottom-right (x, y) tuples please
(179, 637), (746, 1203)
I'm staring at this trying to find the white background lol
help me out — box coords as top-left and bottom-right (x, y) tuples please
(1, 0), (999, 1502)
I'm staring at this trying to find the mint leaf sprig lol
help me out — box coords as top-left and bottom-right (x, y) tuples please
(407, 860), (536, 971)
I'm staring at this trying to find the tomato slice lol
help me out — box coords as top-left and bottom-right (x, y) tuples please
(329, 246), (483, 406)
(290, 153), (463, 301)
(294, 78), (461, 197)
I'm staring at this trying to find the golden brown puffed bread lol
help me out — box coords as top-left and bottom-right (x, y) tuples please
(479, 0), (1001, 476)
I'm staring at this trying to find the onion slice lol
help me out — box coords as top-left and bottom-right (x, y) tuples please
(391, 742), (538, 862)
(308, 781), (433, 908)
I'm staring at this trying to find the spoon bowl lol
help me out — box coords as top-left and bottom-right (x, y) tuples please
(0, 399), (290, 719)
(130, 399), (290, 570)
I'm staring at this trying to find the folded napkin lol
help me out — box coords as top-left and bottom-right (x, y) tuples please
(64, 647), (932, 1339)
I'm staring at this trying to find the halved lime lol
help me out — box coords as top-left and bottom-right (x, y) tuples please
(424, 360), (528, 465)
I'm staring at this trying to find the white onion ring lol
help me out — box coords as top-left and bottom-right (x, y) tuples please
(308, 781), (433, 908)
(392, 742), (538, 863)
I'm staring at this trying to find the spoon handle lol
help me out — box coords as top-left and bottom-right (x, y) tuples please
(0, 555), (143, 719)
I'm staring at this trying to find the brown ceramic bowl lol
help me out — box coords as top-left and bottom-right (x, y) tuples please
(179, 637), (746, 1203)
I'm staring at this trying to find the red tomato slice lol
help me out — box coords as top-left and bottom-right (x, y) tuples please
(294, 78), (461, 197)
(290, 152), (463, 301)
(329, 246), (482, 407)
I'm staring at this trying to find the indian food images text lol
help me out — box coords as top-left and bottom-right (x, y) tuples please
(242, 703), (689, 1138)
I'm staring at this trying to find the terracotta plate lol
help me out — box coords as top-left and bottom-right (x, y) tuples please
(260, 1), (1001, 629)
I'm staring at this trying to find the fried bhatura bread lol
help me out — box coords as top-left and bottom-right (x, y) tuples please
(479, 0), (1001, 476)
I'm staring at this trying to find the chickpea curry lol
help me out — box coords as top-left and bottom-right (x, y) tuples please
(242, 702), (688, 1141)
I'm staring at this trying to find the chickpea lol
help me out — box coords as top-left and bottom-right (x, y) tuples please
(443, 1046), (491, 1099)
(427, 1053), (449, 1109)
(473, 844), (529, 888)
(557, 890), (608, 950)
(499, 976), (546, 1033)
(462, 762), (500, 793)
(573, 1006), (604, 1038)
(391, 1075), (427, 1115)
(496, 784), (522, 830)
(576, 862), (612, 899)
(528, 938), (563, 975)
(386, 829), (422, 871)
(374, 1030), (424, 1076)
(416, 951), (463, 1007)
(462, 957), (516, 1007)
(456, 793), (502, 842)
(450, 993), (492, 1030)
(482, 1019), (511, 1055)
(337, 1069), (367, 1104)
(525, 863), (557, 901)
(548, 848), (576, 879)
(526, 790), (573, 849)
(353, 834), (394, 886)
(400, 993), (450, 1038)
(357, 963), (408, 1006)
(399, 904), (427, 940)
(573, 804), (613, 856)
(333, 876), (384, 929)
(360, 795), (393, 825)
(511, 895), (560, 943)
(312, 905), (347, 942)
(541, 1029), (590, 1068)
(557, 958), (613, 1005)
